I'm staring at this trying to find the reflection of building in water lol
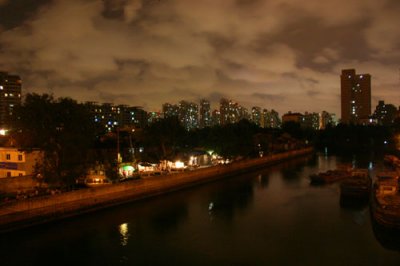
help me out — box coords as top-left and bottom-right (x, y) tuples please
(119, 223), (129, 246)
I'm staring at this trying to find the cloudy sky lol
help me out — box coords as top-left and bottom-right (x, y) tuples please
(0, 0), (399, 116)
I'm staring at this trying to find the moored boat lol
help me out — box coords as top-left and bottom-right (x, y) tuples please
(371, 171), (400, 229)
(340, 169), (371, 206)
(310, 169), (351, 185)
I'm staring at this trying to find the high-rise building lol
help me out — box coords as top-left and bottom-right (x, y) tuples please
(237, 106), (249, 121)
(262, 109), (281, 128)
(0, 72), (22, 129)
(178, 101), (198, 131)
(282, 112), (303, 124)
(119, 105), (148, 129)
(219, 98), (247, 125)
(251, 107), (262, 126)
(211, 109), (220, 126)
(199, 99), (211, 128)
(302, 112), (320, 130)
(219, 98), (231, 125)
(86, 102), (148, 131)
(162, 103), (179, 118)
(319, 111), (336, 129)
(147, 111), (162, 124)
(341, 69), (371, 124)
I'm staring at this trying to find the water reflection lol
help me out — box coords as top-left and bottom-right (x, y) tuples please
(371, 217), (400, 251)
(119, 223), (129, 246)
(257, 173), (269, 188)
(2, 153), (400, 265)
(150, 203), (188, 234)
(208, 180), (254, 220)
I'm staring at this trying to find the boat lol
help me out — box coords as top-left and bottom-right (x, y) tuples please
(310, 169), (351, 185)
(340, 169), (371, 206)
(370, 171), (400, 229)
(383, 155), (400, 169)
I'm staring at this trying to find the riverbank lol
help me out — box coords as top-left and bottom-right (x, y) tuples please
(0, 147), (313, 233)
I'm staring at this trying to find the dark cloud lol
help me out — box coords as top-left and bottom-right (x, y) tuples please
(252, 93), (285, 102)
(0, 0), (399, 117)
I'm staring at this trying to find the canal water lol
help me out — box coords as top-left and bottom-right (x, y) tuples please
(1, 153), (400, 265)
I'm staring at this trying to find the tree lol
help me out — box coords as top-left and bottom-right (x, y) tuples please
(13, 93), (97, 188)
(142, 117), (187, 161)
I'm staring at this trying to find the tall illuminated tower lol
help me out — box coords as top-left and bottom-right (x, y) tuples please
(340, 69), (371, 124)
(0, 72), (22, 129)
(199, 99), (211, 128)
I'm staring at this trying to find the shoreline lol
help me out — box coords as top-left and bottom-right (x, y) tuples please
(0, 147), (313, 233)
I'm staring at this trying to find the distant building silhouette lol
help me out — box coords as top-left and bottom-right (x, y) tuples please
(0, 71), (22, 129)
(199, 99), (211, 128)
(319, 111), (336, 129)
(251, 106), (262, 126)
(86, 102), (148, 131)
(178, 101), (198, 130)
(211, 109), (220, 126)
(162, 103), (179, 118)
(282, 112), (303, 124)
(303, 112), (320, 130)
(340, 69), (371, 124)
(261, 109), (281, 128)
(219, 98), (249, 125)
(372, 100), (397, 126)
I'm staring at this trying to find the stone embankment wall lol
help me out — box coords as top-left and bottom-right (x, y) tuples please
(0, 176), (39, 195)
(0, 147), (313, 233)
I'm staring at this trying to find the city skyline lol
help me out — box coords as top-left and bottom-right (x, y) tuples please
(1, 0), (400, 117)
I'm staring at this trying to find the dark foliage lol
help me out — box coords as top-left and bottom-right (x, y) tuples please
(13, 93), (97, 187)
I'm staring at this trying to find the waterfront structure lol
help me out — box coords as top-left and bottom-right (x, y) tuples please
(199, 99), (211, 128)
(341, 69), (371, 124)
(0, 148), (41, 178)
(0, 72), (22, 129)
(372, 100), (397, 126)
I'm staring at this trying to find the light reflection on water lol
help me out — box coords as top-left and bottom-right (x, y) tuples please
(119, 223), (129, 246)
(1, 153), (400, 265)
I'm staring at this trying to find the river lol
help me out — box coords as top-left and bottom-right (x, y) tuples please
(1, 153), (400, 265)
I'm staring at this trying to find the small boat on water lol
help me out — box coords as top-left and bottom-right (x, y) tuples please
(371, 171), (400, 229)
(310, 169), (351, 184)
(340, 169), (371, 206)
(384, 155), (400, 168)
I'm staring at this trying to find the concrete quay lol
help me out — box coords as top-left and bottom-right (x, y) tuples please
(0, 147), (313, 233)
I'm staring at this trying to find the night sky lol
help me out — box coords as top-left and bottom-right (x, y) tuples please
(0, 0), (399, 116)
